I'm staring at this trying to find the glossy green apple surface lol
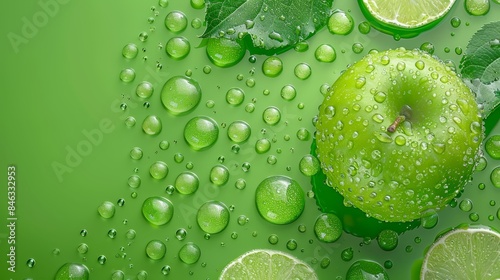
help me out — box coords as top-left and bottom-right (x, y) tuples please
(315, 48), (483, 222)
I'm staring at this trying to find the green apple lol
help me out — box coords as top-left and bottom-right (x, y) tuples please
(315, 48), (483, 222)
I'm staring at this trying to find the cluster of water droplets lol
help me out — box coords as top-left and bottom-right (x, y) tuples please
(44, 0), (500, 279)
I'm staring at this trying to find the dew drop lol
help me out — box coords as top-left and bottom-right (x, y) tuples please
(142, 196), (174, 226)
(184, 116), (219, 150)
(255, 138), (271, 154)
(179, 242), (201, 264)
(164, 11), (187, 33)
(165, 37), (190, 59)
(149, 161), (169, 179)
(145, 240), (166, 260)
(255, 176), (305, 225)
(294, 63), (312, 80)
(119, 68), (136, 83)
(206, 38), (246, 67)
(227, 121), (251, 143)
(175, 171), (199, 194)
(210, 165), (230, 186)
(226, 88), (245, 106)
(97, 201), (116, 219)
(122, 43), (138, 59)
(262, 56), (283, 77)
(314, 213), (342, 243)
(262, 106), (281, 125)
(196, 201), (230, 234)
(142, 115), (162, 135)
(485, 135), (500, 159)
(55, 263), (89, 280)
(315, 44), (336, 62)
(465, 0), (490, 16)
(377, 230), (398, 251)
(328, 10), (354, 35)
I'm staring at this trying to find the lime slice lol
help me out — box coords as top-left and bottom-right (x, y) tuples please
(220, 249), (318, 280)
(358, 0), (456, 38)
(421, 226), (500, 279)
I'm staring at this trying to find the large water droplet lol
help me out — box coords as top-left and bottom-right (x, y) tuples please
(299, 154), (320, 176)
(262, 106), (281, 125)
(55, 263), (89, 280)
(465, 0), (490, 16)
(226, 88), (245, 106)
(314, 213), (343, 243)
(142, 115), (162, 135)
(485, 135), (500, 159)
(150, 161), (169, 179)
(165, 37), (190, 59)
(227, 121), (251, 143)
(294, 63), (312, 80)
(206, 38), (246, 67)
(346, 260), (388, 280)
(142, 196), (174, 225)
(210, 165), (230, 186)
(255, 176), (305, 225)
(328, 10), (354, 35)
(178, 242), (201, 264)
(262, 56), (283, 77)
(145, 240), (166, 260)
(184, 116), (219, 150)
(280, 84), (297, 101)
(122, 43), (138, 59)
(196, 201), (230, 234)
(377, 230), (398, 251)
(97, 201), (116, 219)
(161, 76), (202, 115)
(175, 171), (199, 194)
(164, 11), (188, 33)
(315, 44), (336, 62)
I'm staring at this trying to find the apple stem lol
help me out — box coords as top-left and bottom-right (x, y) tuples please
(387, 115), (406, 133)
(387, 105), (412, 133)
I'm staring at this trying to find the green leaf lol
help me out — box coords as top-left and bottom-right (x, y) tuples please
(464, 79), (500, 123)
(460, 21), (500, 84)
(201, 0), (333, 53)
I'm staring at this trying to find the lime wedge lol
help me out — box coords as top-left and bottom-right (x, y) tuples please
(220, 249), (318, 280)
(421, 226), (500, 279)
(358, 0), (457, 38)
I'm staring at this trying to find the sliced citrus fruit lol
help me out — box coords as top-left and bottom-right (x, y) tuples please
(219, 249), (318, 280)
(358, 0), (457, 38)
(421, 226), (500, 279)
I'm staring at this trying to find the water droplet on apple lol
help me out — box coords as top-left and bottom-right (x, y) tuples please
(380, 55), (390, 65)
(415, 60), (425, 70)
(374, 91), (387, 103)
(395, 135), (406, 146)
(355, 77), (366, 89)
(431, 142), (446, 154)
(372, 114), (384, 123)
(396, 62), (406, 71)
(324, 106), (335, 118)
(375, 132), (392, 143)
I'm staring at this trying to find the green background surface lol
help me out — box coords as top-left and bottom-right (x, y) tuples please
(1, 0), (499, 279)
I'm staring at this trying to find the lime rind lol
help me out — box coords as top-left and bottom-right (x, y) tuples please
(219, 249), (318, 280)
(358, 0), (457, 38)
(421, 226), (500, 279)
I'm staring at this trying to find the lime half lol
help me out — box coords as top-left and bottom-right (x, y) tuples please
(220, 249), (318, 280)
(421, 226), (500, 279)
(358, 0), (456, 38)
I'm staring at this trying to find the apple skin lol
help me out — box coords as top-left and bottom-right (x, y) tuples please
(315, 48), (483, 222)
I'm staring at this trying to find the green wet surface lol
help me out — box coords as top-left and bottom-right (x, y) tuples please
(1, 0), (499, 279)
